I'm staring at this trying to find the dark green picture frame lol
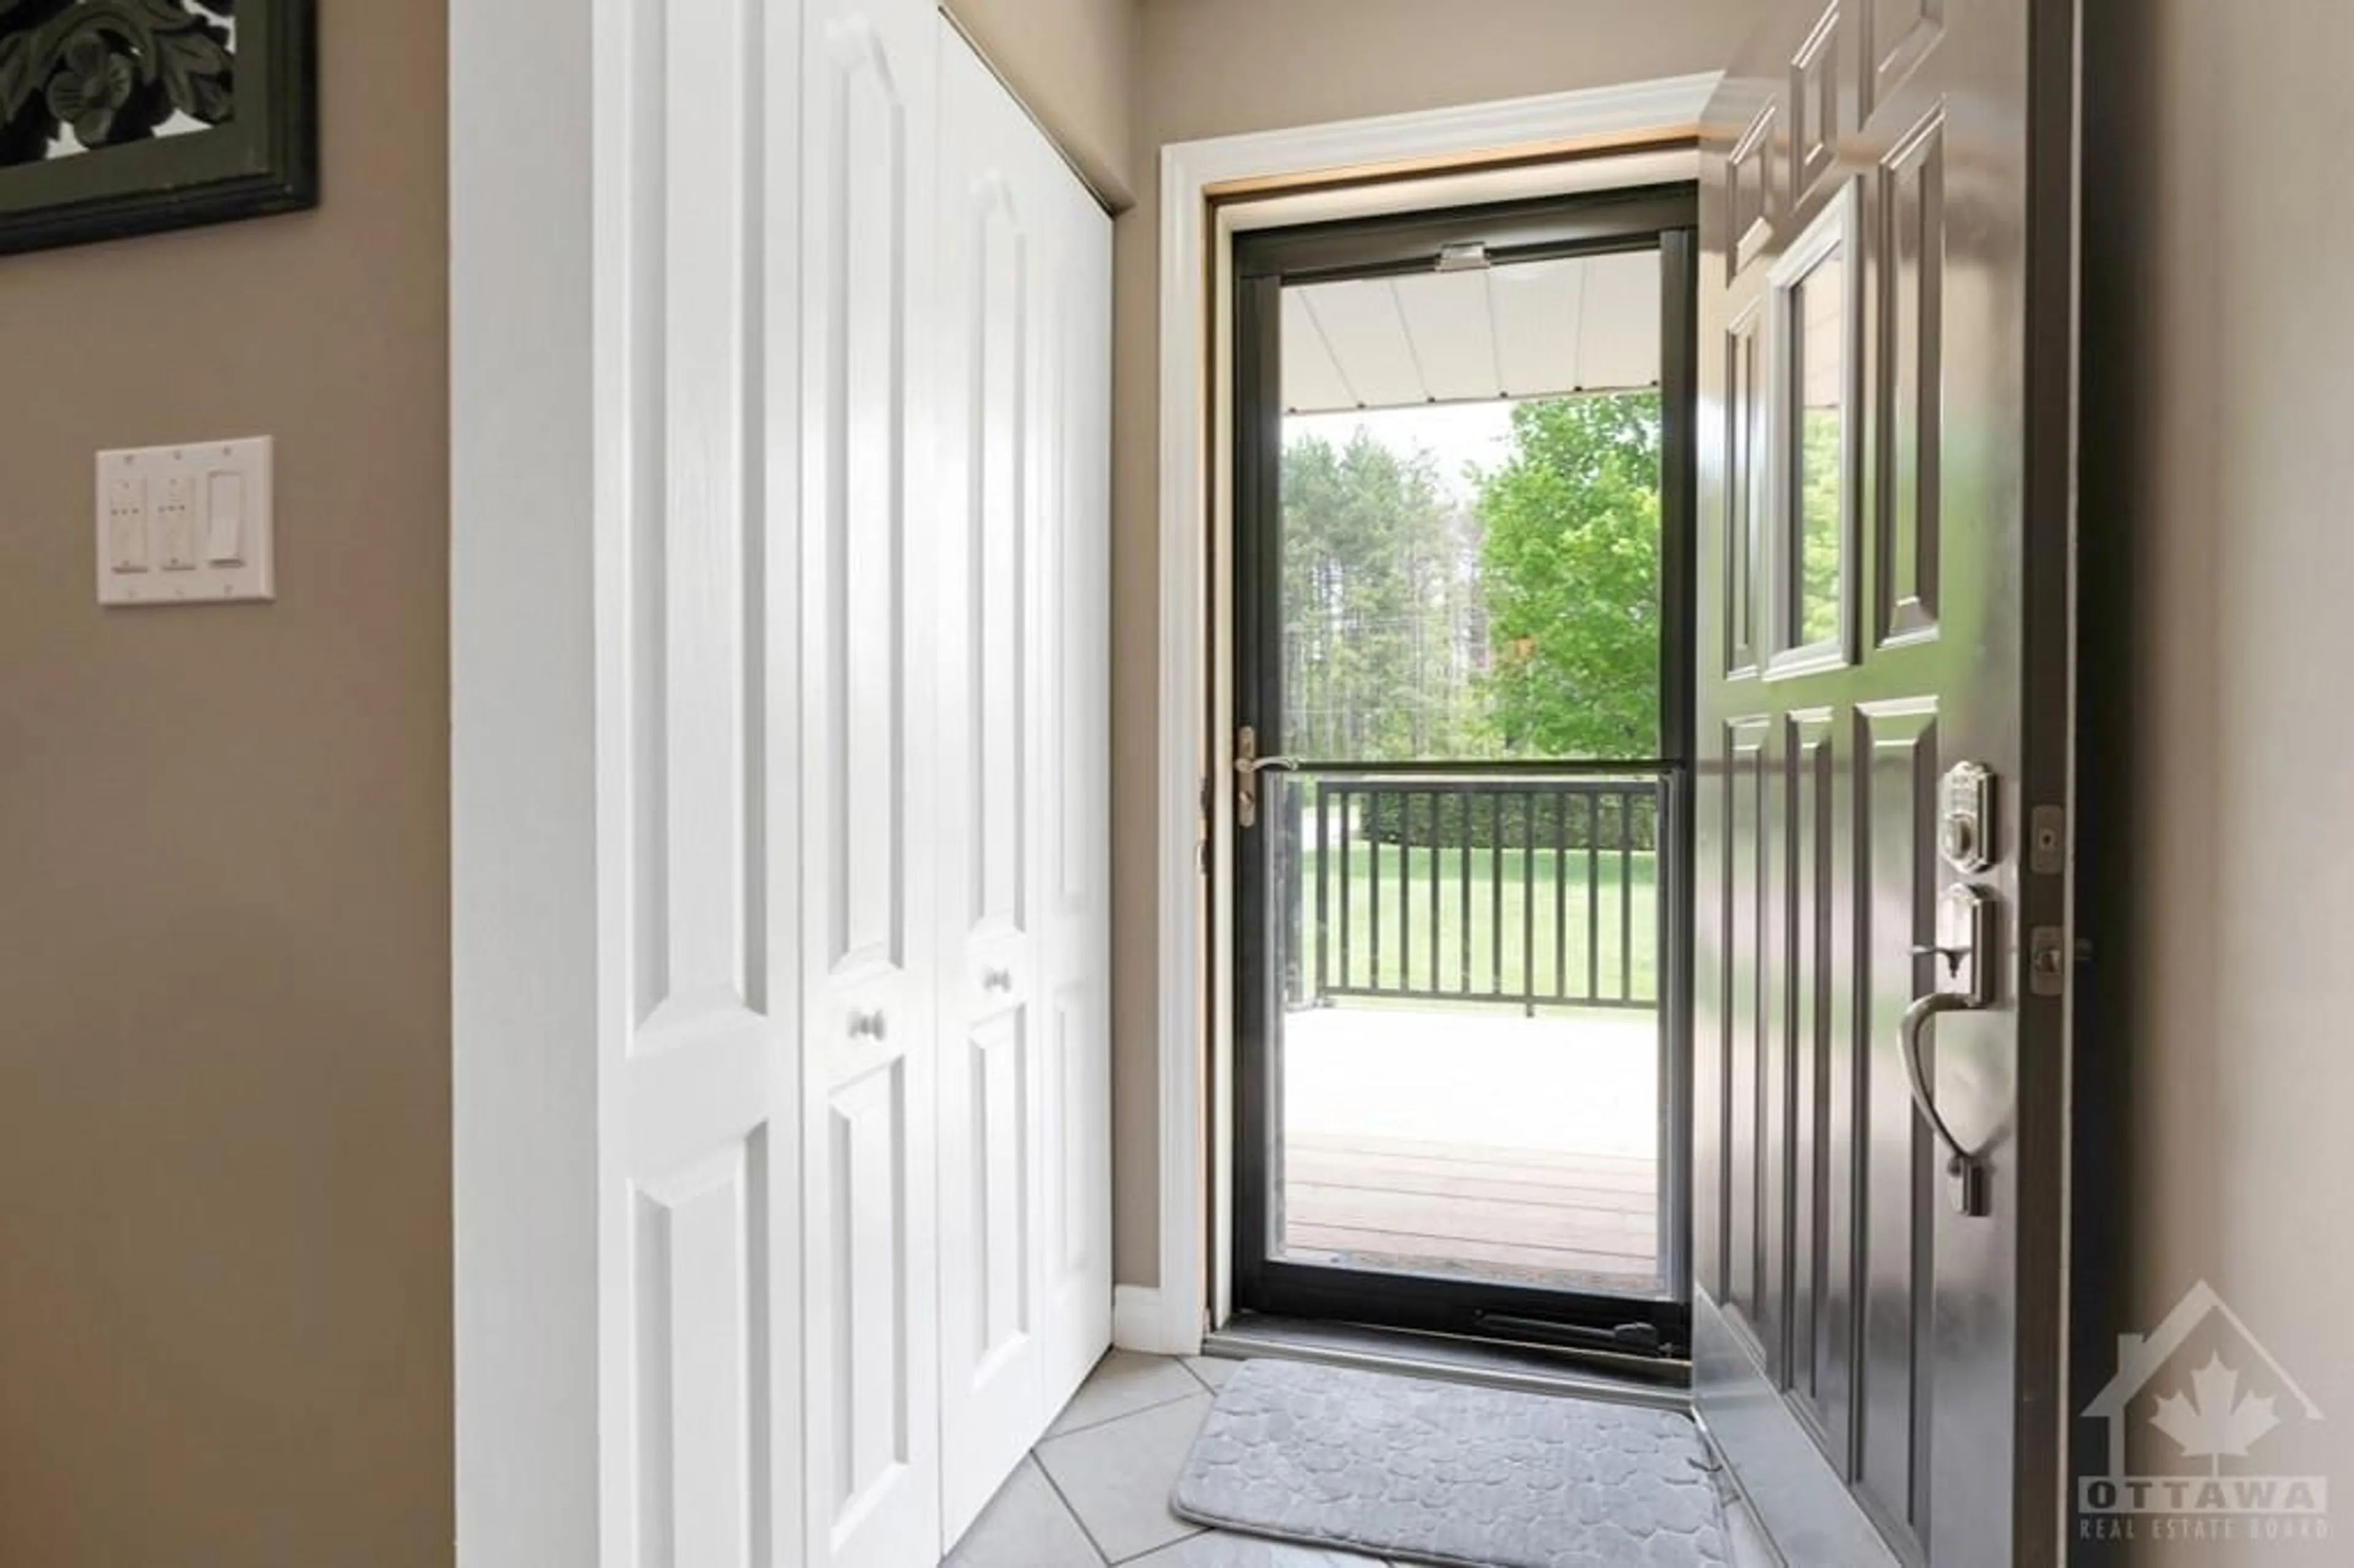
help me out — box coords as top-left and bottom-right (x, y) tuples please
(0, 0), (315, 257)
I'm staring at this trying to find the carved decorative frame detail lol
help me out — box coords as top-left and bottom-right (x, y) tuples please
(0, 0), (315, 256)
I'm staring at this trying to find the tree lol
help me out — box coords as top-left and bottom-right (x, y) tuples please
(1475, 393), (1662, 759)
(1794, 407), (1843, 647)
(1279, 427), (1487, 760)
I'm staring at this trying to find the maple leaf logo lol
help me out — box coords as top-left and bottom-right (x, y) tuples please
(2150, 1353), (2282, 1474)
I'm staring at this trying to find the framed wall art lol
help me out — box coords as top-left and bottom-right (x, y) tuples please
(0, 0), (315, 256)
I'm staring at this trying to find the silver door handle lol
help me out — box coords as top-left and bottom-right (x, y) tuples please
(848, 1010), (888, 1041)
(1900, 990), (1990, 1217)
(982, 967), (1014, 992)
(1233, 724), (1300, 829)
(1900, 883), (1998, 1217)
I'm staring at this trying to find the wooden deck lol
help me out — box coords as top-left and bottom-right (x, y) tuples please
(1273, 1003), (1663, 1292)
(1280, 1130), (1661, 1292)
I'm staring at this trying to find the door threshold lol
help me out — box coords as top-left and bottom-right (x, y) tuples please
(1203, 1314), (1691, 1412)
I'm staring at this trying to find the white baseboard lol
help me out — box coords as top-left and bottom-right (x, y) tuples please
(1112, 1284), (1201, 1357)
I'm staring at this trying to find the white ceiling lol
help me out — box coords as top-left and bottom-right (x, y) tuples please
(1281, 249), (1663, 415)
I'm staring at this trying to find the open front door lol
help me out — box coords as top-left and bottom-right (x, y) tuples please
(1693, 2), (2077, 1565)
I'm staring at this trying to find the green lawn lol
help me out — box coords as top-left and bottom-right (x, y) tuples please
(1289, 840), (1659, 1005)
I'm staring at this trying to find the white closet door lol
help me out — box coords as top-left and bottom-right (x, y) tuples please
(797, 2), (942, 1566)
(935, 29), (1116, 1547)
(596, 1), (800, 1564)
(934, 30), (1051, 1542)
(1035, 155), (1114, 1421)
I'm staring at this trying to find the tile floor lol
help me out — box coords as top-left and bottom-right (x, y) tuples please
(952, 1350), (1388, 1567)
(948, 1349), (1777, 1568)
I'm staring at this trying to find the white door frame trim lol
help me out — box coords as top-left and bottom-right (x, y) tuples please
(450, 1), (604, 1558)
(1145, 73), (1721, 1358)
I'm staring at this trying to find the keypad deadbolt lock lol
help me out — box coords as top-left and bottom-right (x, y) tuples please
(1940, 760), (1996, 875)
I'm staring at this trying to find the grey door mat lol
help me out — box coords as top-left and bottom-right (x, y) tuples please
(1171, 1357), (1729, 1568)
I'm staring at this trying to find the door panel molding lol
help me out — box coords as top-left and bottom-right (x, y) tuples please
(1726, 99), (1779, 280)
(820, 22), (913, 983)
(1720, 715), (1772, 1363)
(1853, 696), (1937, 1555)
(1865, 0), (1945, 120)
(1876, 105), (1945, 649)
(1789, 4), (1843, 199)
(632, 1133), (771, 1567)
(1783, 707), (1852, 1464)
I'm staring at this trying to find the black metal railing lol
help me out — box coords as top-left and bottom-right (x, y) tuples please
(1275, 764), (1680, 1016)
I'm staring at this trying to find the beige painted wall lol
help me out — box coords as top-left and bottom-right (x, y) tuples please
(948, 0), (1139, 204)
(1108, 0), (1758, 1282)
(0, 8), (452, 1565)
(2083, 0), (2353, 1552)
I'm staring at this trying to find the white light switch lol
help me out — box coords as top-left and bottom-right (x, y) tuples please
(155, 475), (196, 570)
(96, 438), (273, 606)
(105, 475), (147, 572)
(205, 471), (246, 564)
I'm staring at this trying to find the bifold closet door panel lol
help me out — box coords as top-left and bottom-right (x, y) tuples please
(595, 1), (803, 1564)
(1035, 165), (1114, 1423)
(934, 28), (1054, 1543)
(934, 23), (1118, 1550)
(795, 2), (943, 1567)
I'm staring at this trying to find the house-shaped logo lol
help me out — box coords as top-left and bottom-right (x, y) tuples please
(2081, 1280), (2326, 1528)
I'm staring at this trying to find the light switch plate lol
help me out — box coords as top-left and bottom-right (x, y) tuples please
(95, 437), (273, 607)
